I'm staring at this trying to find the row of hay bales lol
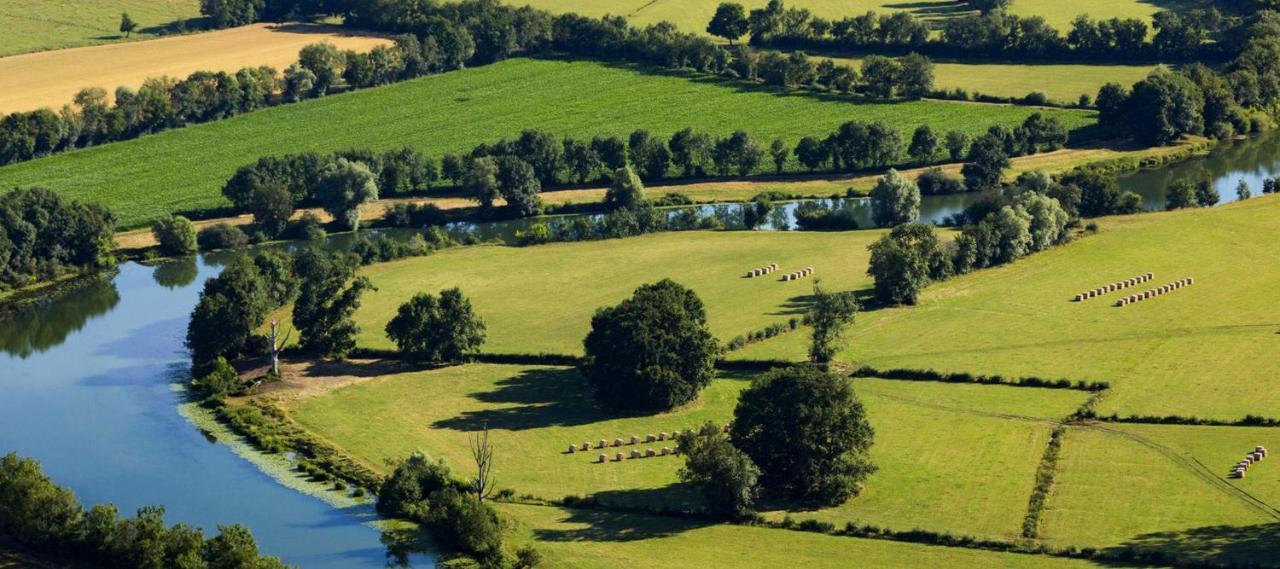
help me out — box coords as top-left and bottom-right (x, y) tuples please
(598, 446), (680, 463)
(1232, 445), (1268, 478)
(746, 263), (779, 278)
(568, 430), (684, 454)
(1115, 277), (1194, 307)
(1074, 272), (1153, 302)
(782, 267), (815, 282)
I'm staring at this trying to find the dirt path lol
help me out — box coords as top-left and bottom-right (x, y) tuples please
(0, 23), (391, 113)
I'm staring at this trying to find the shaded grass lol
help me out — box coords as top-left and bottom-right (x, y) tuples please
(498, 502), (1124, 569)
(735, 196), (1280, 420)
(288, 363), (1086, 539)
(349, 230), (890, 355)
(1039, 423), (1280, 566)
(0, 0), (201, 57)
(0, 57), (1095, 228)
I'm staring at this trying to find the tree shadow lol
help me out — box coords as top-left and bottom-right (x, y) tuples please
(882, 0), (973, 19)
(1100, 523), (1280, 567)
(532, 499), (713, 543)
(432, 367), (610, 431)
(299, 358), (423, 379)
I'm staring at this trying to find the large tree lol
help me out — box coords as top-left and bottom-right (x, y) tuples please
(731, 366), (876, 505)
(676, 422), (761, 519)
(866, 223), (952, 305)
(293, 250), (374, 359)
(807, 282), (858, 363)
(707, 3), (750, 44)
(603, 166), (646, 211)
(315, 158), (378, 231)
(385, 288), (487, 363)
(961, 133), (1011, 191)
(869, 169), (921, 227)
(581, 280), (718, 413)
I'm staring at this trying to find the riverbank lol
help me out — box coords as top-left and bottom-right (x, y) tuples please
(111, 138), (1206, 252)
(0, 270), (117, 315)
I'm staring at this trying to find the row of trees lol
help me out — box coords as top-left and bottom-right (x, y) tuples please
(735, 0), (1246, 62)
(1096, 13), (1280, 145)
(0, 188), (116, 292)
(0, 452), (287, 568)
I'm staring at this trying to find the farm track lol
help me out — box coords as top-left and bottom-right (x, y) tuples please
(1078, 422), (1280, 522)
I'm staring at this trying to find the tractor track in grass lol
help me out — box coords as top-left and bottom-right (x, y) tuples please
(1078, 422), (1280, 522)
(859, 389), (1055, 425)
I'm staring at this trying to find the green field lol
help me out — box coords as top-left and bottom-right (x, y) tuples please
(0, 0), (201, 57)
(733, 196), (1280, 420)
(348, 230), (887, 354)
(498, 503), (1123, 569)
(0, 57), (1095, 228)
(506, 0), (1202, 36)
(818, 55), (1156, 103)
(1039, 423), (1280, 566)
(290, 363), (1085, 539)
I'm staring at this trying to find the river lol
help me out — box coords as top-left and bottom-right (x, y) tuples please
(1, 131), (1277, 567)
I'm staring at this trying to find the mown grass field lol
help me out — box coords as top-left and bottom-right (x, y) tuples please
(498, 503), (1123, 569)
(506, 0), (1202, 35)
(0, 0), (200, 57)
(0, 57), (1095, 228)
(733, 196), (1280, 420)
(1039, 423), (1280, 566)
(288, 363), (1085, 539)
(817, 55), (1156, 103)
(347, 230), (888, 354)
(0, 23), (391, 114)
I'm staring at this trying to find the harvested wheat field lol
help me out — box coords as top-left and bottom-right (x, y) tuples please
(0, 22), (391, 113)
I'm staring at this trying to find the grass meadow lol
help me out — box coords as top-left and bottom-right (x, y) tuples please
(287, 363), (1086, 539)
(0, 58), (1095, 228)
(346, 230), (888, 354)
(0, 0), (201, 57)
(504, 0), (1202, 35)
(497, 503), (1123, 569)
(733, 195), (1280, 420)
(1039, 423), (1280, 566)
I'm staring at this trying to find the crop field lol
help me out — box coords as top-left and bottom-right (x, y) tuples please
(817, 55), (1156, 103)
(0, 57), (1095, 229)
(288, 363), (1086, 539)
(497, 503), (1122, 569)
(0, 0), (201, 57)
(0, 23), (391, 114)
(1039, 423), (1280, 566)
(347, 230), (889, 354)
(733, 196), (1280, 420)
(505, 0), (1202, 35)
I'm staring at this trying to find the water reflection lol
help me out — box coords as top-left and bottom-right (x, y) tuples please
(152, 257), (199, 289)
(1119, 130), (1280, 210)
(0, 274), (120, 358)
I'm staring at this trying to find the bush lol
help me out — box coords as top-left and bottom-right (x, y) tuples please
(291, 212), (327, 240)
(676, 422), (761, 519)
(426, 488), (505, 565)
(152, 215), (198, 256)
(581, 279), (719, 413)
(793, 201), (858, 231)
(385, 288), (487, 363)
(915, 168), (965, 195)
(197, 223), (250, 250)
(1022, 91), (1050, 106)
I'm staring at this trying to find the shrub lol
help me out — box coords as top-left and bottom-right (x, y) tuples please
(291, 212), (327, 240)
(676, 422), (761, 519)
(152, 215), (198, 256)
(581, 279), (718, 412)
(915, 168), (965, 195)
(197, 223), (250, 250)
(426, 488), (504, 564)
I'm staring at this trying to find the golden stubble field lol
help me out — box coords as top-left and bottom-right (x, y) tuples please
(0, 23), (391, 113)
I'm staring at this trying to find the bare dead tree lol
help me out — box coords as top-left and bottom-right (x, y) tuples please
(469, 423), (496, 501)
(269, 320), (292, 377)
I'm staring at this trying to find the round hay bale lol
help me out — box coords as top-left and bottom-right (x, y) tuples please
(1074, 294), (1082, 302)
(616, 452), (625, 461)
(645, 449), (656, 457)
(598, 454), (607, 463)
(646, 434), (656, 442)
(658, 432), (668, 440)
(599, 439), (607, 449)
(631, 450), (641, 459)
(614, 438), (624, 447)
(660, 447), (671, 456)
(630, 435), (639, 445)
(582, 441), (592, 450)
(568, 444), (577, 453)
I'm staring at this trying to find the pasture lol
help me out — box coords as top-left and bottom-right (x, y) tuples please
(733, 196), (1280, 420)
(0, 23), (391, 114)
(348, 230), (887, 354)
(287, 363), (1085, 540)
(497, 503), (1122, 569)
(1039, 423), (1280, 566)
(0, 57), (1095, 228)
(0, 0), (201, 57)
(505, 0), (1203, 35)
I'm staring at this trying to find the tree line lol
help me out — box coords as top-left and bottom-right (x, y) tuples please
(214, 113), (1069, 239)
(0, 452), (289, 568)
(729, 0), (1254, 63)
(0, 188), (116, 293)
